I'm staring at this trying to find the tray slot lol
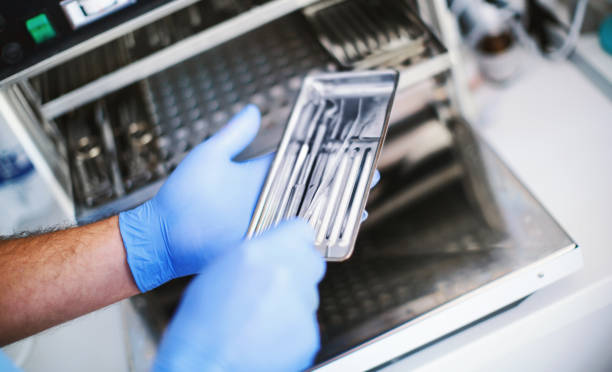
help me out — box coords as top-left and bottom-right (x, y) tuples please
(304, 0), (445, 69)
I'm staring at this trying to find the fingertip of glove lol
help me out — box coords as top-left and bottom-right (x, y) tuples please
(213, 104), (261, 157)
(233, 104), (260, 127)
(242, 103), (261, 119)
(371, 169), (381, 188)
(230, 104), (261, 129)
(280, 218), (315, 244)
(278, 219), (325, 279)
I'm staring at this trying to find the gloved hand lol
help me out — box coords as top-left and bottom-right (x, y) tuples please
(152, 220), (325, 372)
(0, 351), (20, 372)
(119, 105), (272, 292)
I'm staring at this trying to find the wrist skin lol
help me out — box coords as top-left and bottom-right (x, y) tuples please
(0, 216), (139, 345)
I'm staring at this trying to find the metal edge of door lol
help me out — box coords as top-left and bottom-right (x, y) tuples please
(312, 243), (582, 371)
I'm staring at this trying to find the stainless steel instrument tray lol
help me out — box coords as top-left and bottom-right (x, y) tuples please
(247, 70), (398, 260)
(304, 0), (442, 69)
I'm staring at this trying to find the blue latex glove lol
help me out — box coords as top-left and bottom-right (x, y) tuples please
(152, 220), (325, 372)
(0, 351), (20, 372)
(119, 105), (273, 292)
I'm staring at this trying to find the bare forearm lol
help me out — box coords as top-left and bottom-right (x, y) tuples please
(0, 216), (139, 345)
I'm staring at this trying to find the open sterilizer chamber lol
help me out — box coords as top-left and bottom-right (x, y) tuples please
(0, 1), (580, 370)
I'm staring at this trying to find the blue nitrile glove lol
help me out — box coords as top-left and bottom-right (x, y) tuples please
(152, 220), (325, 372)
(0, 351), (20, 372)
(119, 105), (273, 292)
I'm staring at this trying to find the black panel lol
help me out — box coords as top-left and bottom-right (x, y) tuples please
(0, 0), (176, 80)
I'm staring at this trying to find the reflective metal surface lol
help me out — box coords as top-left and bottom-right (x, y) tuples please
(124, 114), (577, 370)
(314, 116), (577, 366)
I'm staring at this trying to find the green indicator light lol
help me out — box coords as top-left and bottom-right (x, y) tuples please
(26, 14), (57, 44)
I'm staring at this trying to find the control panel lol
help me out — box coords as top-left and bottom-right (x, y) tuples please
(61, 0), (137, 29)
(0, 0), (174, 83)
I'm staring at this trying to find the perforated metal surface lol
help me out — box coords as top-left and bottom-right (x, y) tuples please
(141, 14), (336, 168)
(315, 182), (503, 361)
(58, 13), (336, 209)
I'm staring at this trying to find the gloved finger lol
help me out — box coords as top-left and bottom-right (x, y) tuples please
(278, 219), (326, 284)
(208, 104), (261, 159)
(257, 219), (326, 284)
(361, 210), (368, 222)
(0, 351), (20, 372)
(266, 218), (315, 246)
(291, 306), (322, 364)
(295, 269), (323, 312)
(272, 221), (325, 310)
(242, 151), (274, 176)
(370, 169), (380, 189)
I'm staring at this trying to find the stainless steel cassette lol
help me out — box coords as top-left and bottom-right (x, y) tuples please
(247, 70), (398, 260)
(303, 0), (432, 69)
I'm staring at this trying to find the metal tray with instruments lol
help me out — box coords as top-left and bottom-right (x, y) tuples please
(303, 0), (437, 69)
(247, 70), (398, 260)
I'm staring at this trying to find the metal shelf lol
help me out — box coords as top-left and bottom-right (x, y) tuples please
(30, 0), (453, 221)
(40, 0), (320, 120)
(397, 53), (451, 91)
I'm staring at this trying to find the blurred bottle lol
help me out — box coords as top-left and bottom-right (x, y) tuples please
(449, 0), (526, 83)
(0, 121), (55, 236)
(601, 15), (612, 55)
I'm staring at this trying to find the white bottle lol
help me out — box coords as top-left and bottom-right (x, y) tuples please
(0, 121), (55, 236)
